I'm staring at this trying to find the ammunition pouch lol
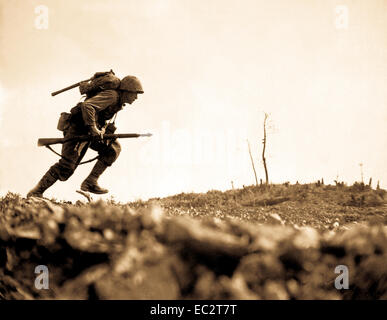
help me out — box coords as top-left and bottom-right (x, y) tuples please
(105, 122), (117, 134)
(57, 112), (72, 132)
(70, 102), (82, 115)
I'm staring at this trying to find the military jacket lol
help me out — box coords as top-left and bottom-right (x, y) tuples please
(70, 90), (123, 130)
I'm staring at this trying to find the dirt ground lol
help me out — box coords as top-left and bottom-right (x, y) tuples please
(0, 183), (386, 300)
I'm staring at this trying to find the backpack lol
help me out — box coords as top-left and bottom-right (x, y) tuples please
(56, 70), (121, 132)
(79, 70), (121, 98)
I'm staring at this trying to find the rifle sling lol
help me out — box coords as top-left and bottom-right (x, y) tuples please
(45, 112), (118, 165)
(45, 145), (100, 165)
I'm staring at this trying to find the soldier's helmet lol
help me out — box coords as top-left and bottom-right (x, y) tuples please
(119, 76), (144, 93)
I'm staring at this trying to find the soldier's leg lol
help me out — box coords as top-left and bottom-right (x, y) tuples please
(50, 139), (88, 181)
(81, 140), (121, 194)
(27, 136), (87, 198)
(27, 167), (59, 198)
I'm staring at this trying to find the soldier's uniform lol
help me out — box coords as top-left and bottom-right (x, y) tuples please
(27, 75), (144, 197)
(50, 90), (123, 182)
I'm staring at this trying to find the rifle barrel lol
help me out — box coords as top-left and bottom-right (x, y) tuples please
(37, 133), (152, 147)
(51, 82), (82, 97)
(51, 76), (93, 96)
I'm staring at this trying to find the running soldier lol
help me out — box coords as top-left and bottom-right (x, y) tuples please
(27, 75), (144, 198)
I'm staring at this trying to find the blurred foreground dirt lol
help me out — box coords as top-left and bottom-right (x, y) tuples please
(0, 187), (386, 300)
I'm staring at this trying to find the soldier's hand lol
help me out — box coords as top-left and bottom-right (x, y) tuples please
(105, 122), (117, 134)
(100, 127), (106, 140)
(88, 125), (104, 140)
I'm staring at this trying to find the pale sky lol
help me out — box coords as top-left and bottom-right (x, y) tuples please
(0, 0), (386, 202)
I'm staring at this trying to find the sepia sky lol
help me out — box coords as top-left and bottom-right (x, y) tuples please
(0, 0), (386, 202)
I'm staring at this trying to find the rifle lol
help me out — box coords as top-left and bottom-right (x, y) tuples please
(51, 70), (116, 96)
(51, 77), (93, 97)
(38, 133), (152, 147)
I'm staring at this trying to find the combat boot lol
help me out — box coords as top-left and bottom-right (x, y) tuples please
(27, 169), (58, 198)
(80, 160), (109, 194)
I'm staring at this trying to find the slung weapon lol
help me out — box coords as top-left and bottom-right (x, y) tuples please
(51, 77), (93, 97)
(50, 70), (116, 96)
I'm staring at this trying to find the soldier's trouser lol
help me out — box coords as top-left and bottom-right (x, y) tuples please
(50, 127), (121, 181)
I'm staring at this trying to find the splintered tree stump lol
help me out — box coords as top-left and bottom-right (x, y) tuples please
(76, 190), (93, 202)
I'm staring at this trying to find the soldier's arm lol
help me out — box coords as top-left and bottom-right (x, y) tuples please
(80, 90), (119, 127)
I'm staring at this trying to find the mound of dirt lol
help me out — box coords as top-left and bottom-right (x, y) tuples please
(0, 193), (386, 300)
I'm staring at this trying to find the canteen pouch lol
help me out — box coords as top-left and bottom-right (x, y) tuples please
(57, 112), (72, 131)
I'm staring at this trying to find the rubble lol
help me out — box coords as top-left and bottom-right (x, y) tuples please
(0, 192), (386, 300)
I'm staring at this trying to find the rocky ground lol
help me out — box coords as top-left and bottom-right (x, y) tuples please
(0, 183), (386, 300)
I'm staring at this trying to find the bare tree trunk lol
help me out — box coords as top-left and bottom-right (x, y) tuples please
(359, 163), (364, 183)
(262, 113), (269, 185)
(247, 139), (258, 186)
